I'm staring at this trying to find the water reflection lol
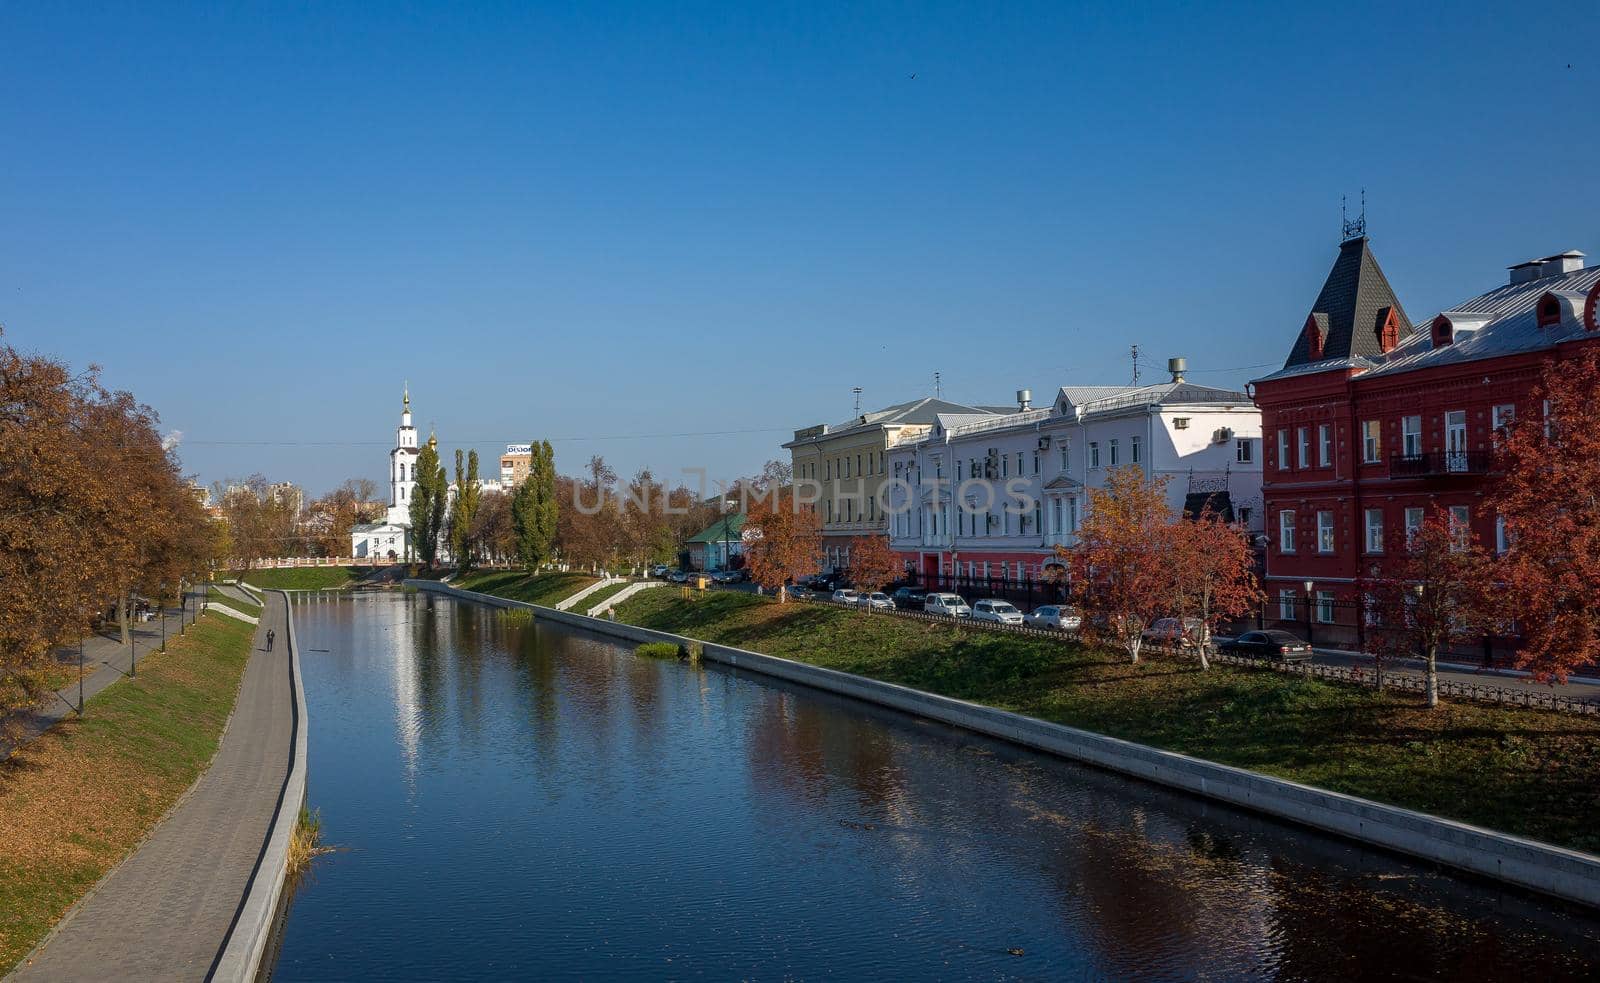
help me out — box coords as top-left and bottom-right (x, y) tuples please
(270, 594), (1600, 981)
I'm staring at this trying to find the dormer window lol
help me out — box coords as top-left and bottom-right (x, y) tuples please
(1376, 307), (1400, 353)
(1537, 295), (1562, 328)
(1431, 315), (1455, 348)
(1303, 315), (1325, 361)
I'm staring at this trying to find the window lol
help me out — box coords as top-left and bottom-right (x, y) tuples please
(1317, 511), (1335, 553)
(1239, 506), (1252, 525)
(825, 460), (832, 481)
(1001, 454), (1009, 478)
(1059, 444), (1070, 471)
(1492, 404), (1514, 446)
(1277, 429), (1290, 468)
(1402, 416), (1422, 457)
(1495, 514), (1509, 555)
(1236, 438), (1253, 463)
(1131, 435), (1141, 464)
(1174, 417), (1190, 429)
(1089, 442), (1100, 468)
(1278, 589), (1297, 621)
(1032, 451), (1040, 475)
(1297, 427), (1310, 468)
(1316, 591), (1336, 624)
(1364, 508), (1383, 553)
(1448, 505), (1470, 550)
(1278, 510), (1296, 553)
(1361, 420), (1381, 463)
(1108, 439), (1120, 466)
(1017, 451), (1024, 475)
(1317, 424), (1332, 466)
(1404, 506), (1425, 542)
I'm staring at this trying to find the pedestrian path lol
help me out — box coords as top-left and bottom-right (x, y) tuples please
(10, 593), (297, 982)
(2, 592), (206, 760)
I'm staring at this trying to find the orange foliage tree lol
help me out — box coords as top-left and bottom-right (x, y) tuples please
(1060, 466), (1177, 663)
(1494, 345), (1600, 681)
(1, 329), (219, 722)
(1167, 509), (1262, 669)
(743, 493), (822, 602)
(1359, 512), (1493, 707)
(847, 534), (904, 594)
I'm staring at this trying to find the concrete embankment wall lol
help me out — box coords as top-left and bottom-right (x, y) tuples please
(213, 591), (309, 982)
(406, 579), (1600, 910)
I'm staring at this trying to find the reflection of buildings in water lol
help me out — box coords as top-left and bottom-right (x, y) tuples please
(388, 596), (424, 792)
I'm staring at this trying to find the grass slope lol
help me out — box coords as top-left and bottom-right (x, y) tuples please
(454, 570), (601, 607)
(239, 567), (362, 591)
(574, 580), (634, 612)
(207, 585), (262, 617)
(0, 613), (255, 973)
(612, 589), (1600, 854)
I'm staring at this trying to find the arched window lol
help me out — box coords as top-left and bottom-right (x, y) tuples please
(1537, 294), (1562, 328)
(1431, 315), (1454, 348)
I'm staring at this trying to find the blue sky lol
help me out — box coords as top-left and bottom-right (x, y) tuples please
(2, 2), (1594, 496)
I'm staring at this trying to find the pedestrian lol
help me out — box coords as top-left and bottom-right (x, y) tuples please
(266, 628), (275, 651)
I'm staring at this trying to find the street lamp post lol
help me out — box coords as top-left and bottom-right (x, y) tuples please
(1303, 579), (1315, 647)
(78, 635), (85, 716)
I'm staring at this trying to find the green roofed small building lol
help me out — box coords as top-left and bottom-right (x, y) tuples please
(687, 513), (746, 571)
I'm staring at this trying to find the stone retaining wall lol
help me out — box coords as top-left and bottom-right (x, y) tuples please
(407, 579), (1600, 909)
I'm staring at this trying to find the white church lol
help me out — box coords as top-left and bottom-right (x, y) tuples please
(350, 388), (513, 562)
(350, 389), (424, 561)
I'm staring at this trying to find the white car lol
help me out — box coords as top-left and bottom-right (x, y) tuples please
(923, 593), (972, 618)
(971, 599), (1024, 625)
(831, 589), (860, 605)
(1024, 605), (1082, 631)
(856, 591), (893, 611)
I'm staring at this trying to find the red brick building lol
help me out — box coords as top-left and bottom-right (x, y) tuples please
(1252, 235), (1600, 649)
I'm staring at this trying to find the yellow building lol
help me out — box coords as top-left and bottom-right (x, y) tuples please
(784, 397), (1001, 573)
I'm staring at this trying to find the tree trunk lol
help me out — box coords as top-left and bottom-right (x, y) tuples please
(1197, 628), (1211, 670)
(1425, 643), (1439, 708)
(1128, 637), (1141, 664)
(118, 593), (131, 646)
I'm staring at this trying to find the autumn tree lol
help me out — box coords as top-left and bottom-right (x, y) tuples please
(1360, 511), (1492, 707)
(408, 439), (447, 565)
(847, 534), (903, 593)
(744, 493), (822, 601)
(1167, 510), (1262, 669)
(512, 440), (559, 571)
(561, 455), (623, 570)
(469, 490), (517, 565)
(1495, 345), (1600, 681)
(1061, 466), (1176, 663)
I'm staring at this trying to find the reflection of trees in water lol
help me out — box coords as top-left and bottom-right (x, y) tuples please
(743, 692), (903, 817)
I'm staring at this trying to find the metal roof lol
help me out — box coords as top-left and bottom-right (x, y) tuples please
(1282, 236), (1414, 368)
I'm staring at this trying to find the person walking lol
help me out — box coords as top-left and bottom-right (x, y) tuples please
(266, 628), (275, 652)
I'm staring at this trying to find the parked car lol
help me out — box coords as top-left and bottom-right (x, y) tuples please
(1218, 630), (1314, 662)
(923, 593), (972, 618)
(784, 584), (812, 600)
(711, 569), (744, 584)
(1024, 605), (1081, 631)
(668, 569), (691, 583)
(891, 586), (927, 610)
(856, 591), (894, 611)
(971, 599), (1024, 625)
(649, 564), (670, 578)
(1142, 617), (1204, 649)
(831, 589), (860, 605)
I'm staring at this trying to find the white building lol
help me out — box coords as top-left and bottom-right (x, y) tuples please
(884, 360), (1263, 585)
(351, 388), (420, 559)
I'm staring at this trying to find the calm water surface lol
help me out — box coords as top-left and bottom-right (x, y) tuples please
(268, 593), (1600, 980)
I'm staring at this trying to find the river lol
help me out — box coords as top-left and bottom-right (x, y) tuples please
(266, 592), (1600, 980)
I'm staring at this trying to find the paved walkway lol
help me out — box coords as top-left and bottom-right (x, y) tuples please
(1307, 647), (1600, 704)
(3, 592), (207, 760)
(11, 593), (297, 982)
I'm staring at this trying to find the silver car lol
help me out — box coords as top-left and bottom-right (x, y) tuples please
(971, 599), (1024, 625)
(1024, 605), (1082, 631)
(856, 591), (894, 611)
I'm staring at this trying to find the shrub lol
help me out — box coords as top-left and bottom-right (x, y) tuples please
(636, 641), (683, 660)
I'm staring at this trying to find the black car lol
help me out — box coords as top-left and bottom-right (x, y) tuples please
(891, 586), (927, 610)
(1218, 630), (1314, 662)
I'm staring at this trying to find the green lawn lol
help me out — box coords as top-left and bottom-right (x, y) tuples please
(611, 589), (1600, 855)
(454, 570), (601, 607)
(0, 613), (255, 974)
(238, 567), (363, 591)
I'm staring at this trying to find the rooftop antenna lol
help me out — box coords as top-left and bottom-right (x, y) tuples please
(852, 386), (864, 416)
(933, 371), (942, 399)
(1341, 188), (1367, 241)
(1130, 345), (1141, 386)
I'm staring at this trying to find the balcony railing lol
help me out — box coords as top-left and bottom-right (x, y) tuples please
(1388, 451), (1493, 477)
